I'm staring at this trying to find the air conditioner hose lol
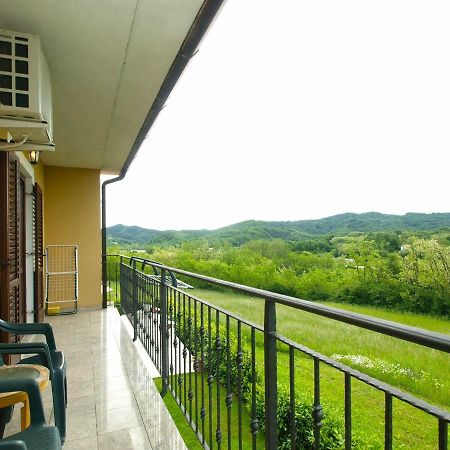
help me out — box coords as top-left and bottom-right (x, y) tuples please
(0, 134), (28, 149)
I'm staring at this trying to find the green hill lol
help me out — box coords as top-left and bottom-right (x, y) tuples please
(107, 212), (450, 246)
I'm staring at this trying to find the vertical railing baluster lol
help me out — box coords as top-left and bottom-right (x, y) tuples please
(117, 257), (121, 305)
(125, 263), (128, 311)
(150, 279), (154, 354)
(237, 320), (243, 450)
(119, 263), (122, 308)
(438, 419), (448, 450)
(194, 299), (199, 433)
(122, 264), (125, 309)
(345, 373), (352, 450)
(173, 288), (178, 400)
(107, 257), (110, 303)
(264, 300), (278, 450)
(145, 278), (152, 355)
(313, 358), (323, 450)
(137, 274), (141, 340)
(129, 264), (132, 312)
(289, 346), (296, 450)
(177, 290), (182, 404)
(115, 258), (118, 304)
(149, 278), (153, 356)
(128, 265), (131, 311)
(208, 306), (213, 450)
(226, 315), (232, 450)
(150, 279), (155, 362)
(139, 275), (143, 344)
(200, 302), (206, 445)
(251, 327), (258, 450)
(188, 295), (193, 423)
(156, 277), (161, 369)
(385, 392), (393, 450)
(160, 268), (168, 397)
(169, 290), (174, 394)
(183, 293), (187, 409)
(216, 310), (222, 449)
(132, 259), (137, 341)
(142, 276), (145, 348)
(142, 275), (145, 338)
(125, 264), (128, 313)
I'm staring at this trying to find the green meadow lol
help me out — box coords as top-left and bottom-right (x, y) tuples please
(159, 288), (449, 449)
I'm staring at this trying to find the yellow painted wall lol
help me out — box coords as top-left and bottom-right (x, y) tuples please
(44, 166), (101, 308)
(0, 130), (12, 141)
(33, 160), (45, 193)
(33, 161), (45, 242)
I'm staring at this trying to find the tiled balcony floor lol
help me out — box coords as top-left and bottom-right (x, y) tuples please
(4, 308), (187, 450)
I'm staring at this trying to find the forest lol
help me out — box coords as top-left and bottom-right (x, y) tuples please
(108, 214), (450, 317)
(107, 212), (450, 246)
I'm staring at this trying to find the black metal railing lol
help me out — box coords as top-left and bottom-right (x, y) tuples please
(105, 254), (450, 450)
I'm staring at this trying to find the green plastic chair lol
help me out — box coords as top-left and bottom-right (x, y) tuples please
(0, 440), (27, 449)
(0, 377), (61, 450)
(0, 320), (67, 443)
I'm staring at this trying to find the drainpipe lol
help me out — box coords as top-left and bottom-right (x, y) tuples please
(101, 176), (122, 308)
(101, 0), (225, 308)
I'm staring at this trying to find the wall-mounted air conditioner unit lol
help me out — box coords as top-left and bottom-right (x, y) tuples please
(0, 29), (53, 147)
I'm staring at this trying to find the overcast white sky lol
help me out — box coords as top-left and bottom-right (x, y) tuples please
(105, 0), (450, 231)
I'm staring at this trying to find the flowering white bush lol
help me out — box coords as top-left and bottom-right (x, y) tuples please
(331, 354), (443, 388)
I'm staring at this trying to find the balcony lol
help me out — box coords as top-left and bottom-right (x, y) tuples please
(102, 255), (450, 450)
(3, 255), (448, 449)
(3, 308), (187, 449)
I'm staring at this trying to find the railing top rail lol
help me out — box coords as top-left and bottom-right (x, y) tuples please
(108, 255), (450, 353)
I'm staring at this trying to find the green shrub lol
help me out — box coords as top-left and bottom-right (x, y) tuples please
(254, 385), (345, 449)
(173, 302), (258, 399)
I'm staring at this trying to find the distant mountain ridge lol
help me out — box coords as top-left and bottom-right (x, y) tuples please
(107, 212), (450, 246)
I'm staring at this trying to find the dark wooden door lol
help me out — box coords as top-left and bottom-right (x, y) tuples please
(33, 183), (44, 323)
(19, 177), (26, 324)
(0, 152), (23, 349)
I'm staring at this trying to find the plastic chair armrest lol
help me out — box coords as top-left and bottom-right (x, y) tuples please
(0, 343), (53, 371)
(0, 378), (46, 425)
(0, 321), (56, 351)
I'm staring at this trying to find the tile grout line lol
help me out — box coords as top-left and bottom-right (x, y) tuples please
(107, 308), (160, 449)
(98, 310), (153, 447)
(88, 313), (100, 447)
(62, 314), (98, 446)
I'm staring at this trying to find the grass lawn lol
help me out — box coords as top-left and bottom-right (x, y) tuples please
(194, 288), (449, 407)
(165, 288), (449, 449)
(154, 377), (265, 450)
(111, 279), (449, 448)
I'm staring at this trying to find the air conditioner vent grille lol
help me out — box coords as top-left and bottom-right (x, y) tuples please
(0, 33), (30, 109)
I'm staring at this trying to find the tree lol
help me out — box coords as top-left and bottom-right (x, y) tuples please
(400, 239), (450, 315)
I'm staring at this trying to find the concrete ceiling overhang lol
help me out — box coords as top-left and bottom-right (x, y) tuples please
(0, 0), (205, 174)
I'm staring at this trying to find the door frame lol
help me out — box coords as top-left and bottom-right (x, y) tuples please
(17, 154), (36, 324)
(0, 152), (36, 324)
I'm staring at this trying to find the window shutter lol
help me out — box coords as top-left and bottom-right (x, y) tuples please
(0, 152), (21, 345)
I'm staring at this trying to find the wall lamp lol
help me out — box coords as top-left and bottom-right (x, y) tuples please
(28, 150), (40, 165)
